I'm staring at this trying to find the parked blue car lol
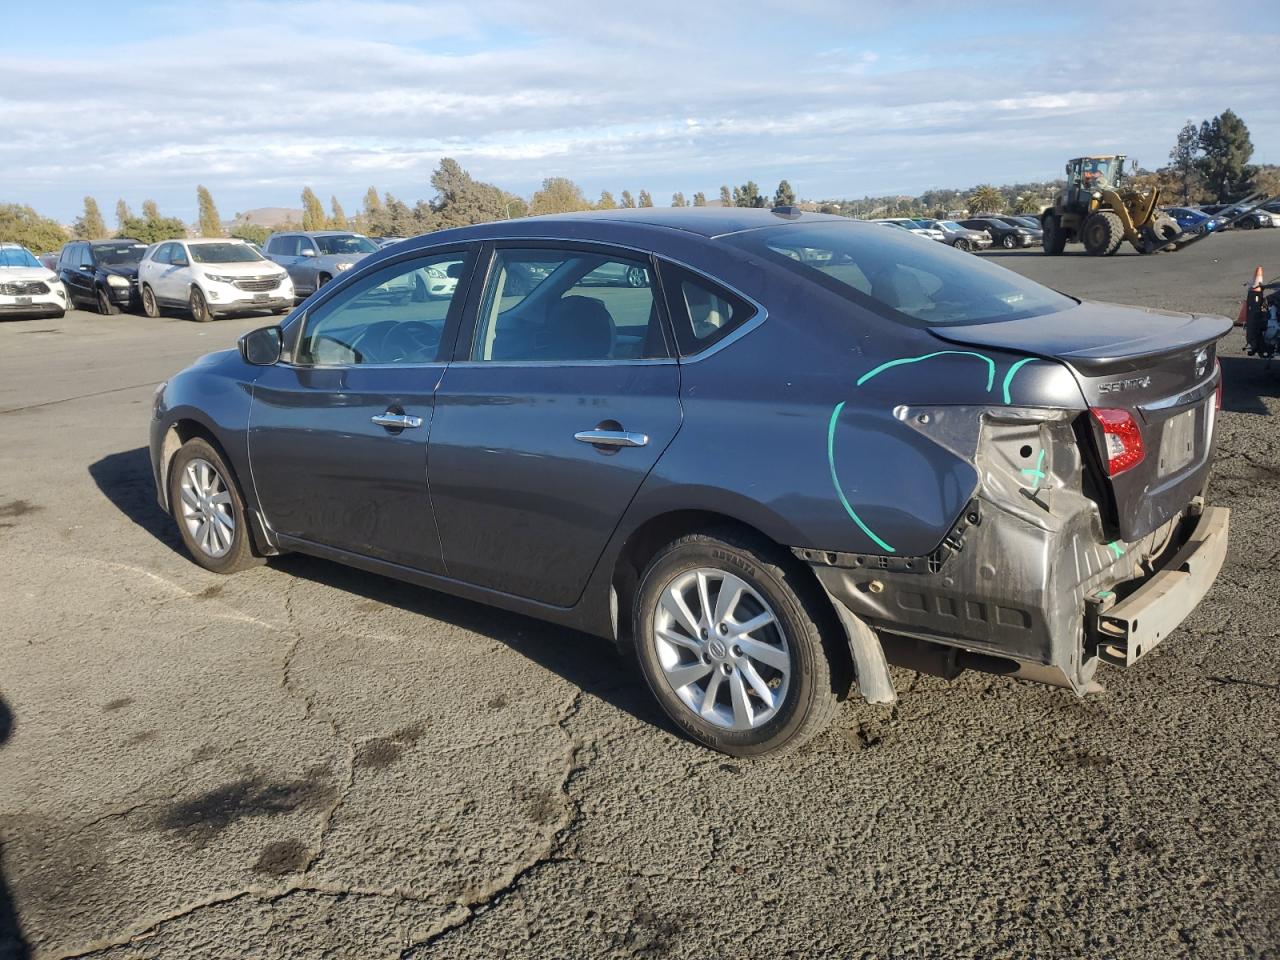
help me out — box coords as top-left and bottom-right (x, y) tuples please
(150, 208), (1231, 756)
(1167, 207), (1218, 235)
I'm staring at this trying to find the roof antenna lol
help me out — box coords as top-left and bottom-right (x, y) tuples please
(771, 205), (802, 219)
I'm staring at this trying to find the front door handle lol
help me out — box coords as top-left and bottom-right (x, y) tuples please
(371, 412), (423, 430)
(574, 429), (648, 448)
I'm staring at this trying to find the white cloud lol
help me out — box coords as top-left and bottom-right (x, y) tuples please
(1, 0), (1277, 219)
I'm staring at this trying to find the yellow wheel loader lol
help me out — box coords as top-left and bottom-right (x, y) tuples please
(1041, 155), (1269, 256)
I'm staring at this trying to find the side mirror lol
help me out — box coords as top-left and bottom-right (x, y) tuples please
(300, 248), (318, 258)
(80, 263), (93, 271)
(239, 325), (283, 366)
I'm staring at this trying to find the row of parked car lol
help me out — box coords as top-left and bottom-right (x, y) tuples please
(0, 230), (429, 321)
(869, 215), (1044, 250)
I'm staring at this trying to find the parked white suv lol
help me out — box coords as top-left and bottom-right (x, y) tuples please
(0, 243), (69, 319)
(137, 238), (294, 322)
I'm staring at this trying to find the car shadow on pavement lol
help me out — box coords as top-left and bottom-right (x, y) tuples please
(88, 447), (669, 735)
(1220, 354), (1280, 415)
(0, 696), (32, 960)
(88, 448), (185, 558)
(274, 552), (666, 732)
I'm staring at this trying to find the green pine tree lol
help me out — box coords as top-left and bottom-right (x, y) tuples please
(301, 187), (327, 230)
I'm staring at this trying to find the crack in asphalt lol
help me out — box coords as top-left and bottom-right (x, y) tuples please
(277, 575), (358, 875)
(50, 880), (445, 959)
(398, 688), (591, 958)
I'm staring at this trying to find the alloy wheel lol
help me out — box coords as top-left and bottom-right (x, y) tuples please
(178, 458), (235, 558)
(652, 567), (791, 731)
(190, 288), (211, 322)
(626, 265), (648, 288)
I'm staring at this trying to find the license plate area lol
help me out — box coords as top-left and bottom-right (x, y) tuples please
(253, 293), (269, 302)
(14, 296), (32, 305)
(1158, 407), (1196, 476)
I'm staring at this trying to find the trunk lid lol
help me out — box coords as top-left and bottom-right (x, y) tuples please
(932, 300), (1232, 541)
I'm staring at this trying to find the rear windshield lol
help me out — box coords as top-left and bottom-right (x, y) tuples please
(0, 247), (41, 268)
(725, 221), (1075, 326)
(189, 242), (263, 264)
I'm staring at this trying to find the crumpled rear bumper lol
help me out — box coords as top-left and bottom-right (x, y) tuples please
(1094, 506), (1229, 667)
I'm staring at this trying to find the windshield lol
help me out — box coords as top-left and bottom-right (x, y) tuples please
(314, 234), (378, 256)
(726, 222), (1075, 326)
(189, 242), (264, 264)
(0, 247), (42, 268)
(940, 221), (964, 231)
(93, 242), (147, 266)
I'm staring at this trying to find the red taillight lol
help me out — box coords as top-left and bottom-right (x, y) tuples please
(1091, 407), (1145, 476)
(1214, 358), (1222, 410)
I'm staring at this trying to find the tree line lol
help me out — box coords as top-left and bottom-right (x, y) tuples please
(3, 108), (1269, 253)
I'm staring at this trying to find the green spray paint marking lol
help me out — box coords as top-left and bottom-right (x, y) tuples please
(1020, 448), (1046, 483)
(827, 402), (896, 553)
(1001, 357), (1040, 404)
(1095, 590), (1115, 599)
(1107, 541), (1125, 558)
(856, 350), (996, 393)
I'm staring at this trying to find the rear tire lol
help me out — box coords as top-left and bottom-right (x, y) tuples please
(1001, 234), (1017, 249)
(141, 284), (161, 318)
(1082, 211), (1123, 256)
(1239, 218), (1255, 230)
(168, 438), (262, 575)
(632, 529), (841, 757)
(953, 238), (971, 252)
(1042, 215), (1067, 255)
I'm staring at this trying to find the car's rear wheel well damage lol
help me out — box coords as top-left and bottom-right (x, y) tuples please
(610, 509), (858, 700)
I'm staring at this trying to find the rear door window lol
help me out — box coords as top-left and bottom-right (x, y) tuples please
(470, 247), (668, 362)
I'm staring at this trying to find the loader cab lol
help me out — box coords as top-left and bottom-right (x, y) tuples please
(1067, 155), (1125, 191)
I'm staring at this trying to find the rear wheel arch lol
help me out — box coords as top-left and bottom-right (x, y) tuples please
(609, 509), (853, 695)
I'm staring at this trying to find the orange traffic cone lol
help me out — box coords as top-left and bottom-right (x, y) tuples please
(1237, 266), (1265, 325)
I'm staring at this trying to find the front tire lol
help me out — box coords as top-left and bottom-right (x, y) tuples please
(633, 530), (841, 757)
(1001, 234), (1017, 249)
(168, 438), (261, 574)
(1082, 211), (1123, 256)
(141, 284), (161, 318)
(953, 238), (971, 252)
(96, 286), (120, 315)
(189, 286), (213, 323)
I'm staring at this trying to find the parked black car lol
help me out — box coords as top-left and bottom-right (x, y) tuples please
(958, 217), (1038, 249)
(150, 209), (1230, 756)
(58, 238), (148, 314)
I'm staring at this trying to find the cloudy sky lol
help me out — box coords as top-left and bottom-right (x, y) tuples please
(4, 0), (1278, 222)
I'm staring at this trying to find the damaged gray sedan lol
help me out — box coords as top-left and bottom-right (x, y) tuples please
(150, 208), (1231, 757)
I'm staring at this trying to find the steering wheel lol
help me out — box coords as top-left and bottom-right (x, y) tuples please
(370, 321), (441, 363)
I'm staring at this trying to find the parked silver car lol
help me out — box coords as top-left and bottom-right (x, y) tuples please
(262, 231), (381, 298)
(921, 219), (993, 252)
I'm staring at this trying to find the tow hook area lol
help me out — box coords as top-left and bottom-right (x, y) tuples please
(1090, 506), (1230, 667)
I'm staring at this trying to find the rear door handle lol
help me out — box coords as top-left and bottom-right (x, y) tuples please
(371, 412), (423, 430)
(574, 429), (648, 448)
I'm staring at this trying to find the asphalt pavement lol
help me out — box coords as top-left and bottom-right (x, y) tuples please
(1, 231), (1277, 959)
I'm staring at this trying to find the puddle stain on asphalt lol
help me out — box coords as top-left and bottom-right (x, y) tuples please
(153, 772), (336, 846)
(354, 723), (427, 771)
(0, 500), (40, 520)
(252, 838), (310, 877)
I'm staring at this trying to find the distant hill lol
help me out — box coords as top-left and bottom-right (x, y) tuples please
(227, 207), (303, 229)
